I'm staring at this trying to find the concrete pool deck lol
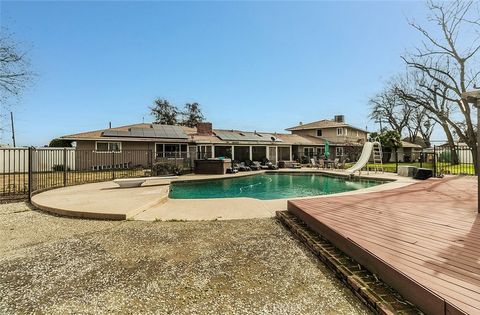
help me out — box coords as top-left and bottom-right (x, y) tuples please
(32, 169), (417, 221)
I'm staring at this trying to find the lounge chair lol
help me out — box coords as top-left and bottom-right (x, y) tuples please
(237, 162), (251, 171)
(249, 161), (261, 170)
(226, 167), (239, 174)
(310, 158), (318, 168)
(260, 158), (278, 170)
(267, 162), (278, 170)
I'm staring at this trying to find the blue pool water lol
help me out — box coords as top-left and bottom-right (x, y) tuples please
(169, 173), (384, 200)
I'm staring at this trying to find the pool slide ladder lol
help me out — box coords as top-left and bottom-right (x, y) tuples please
(345, 141), (383, 175)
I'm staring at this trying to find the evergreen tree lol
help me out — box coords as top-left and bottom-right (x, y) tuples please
(150, 99), (178, 125)
(180, 102), (205, 127)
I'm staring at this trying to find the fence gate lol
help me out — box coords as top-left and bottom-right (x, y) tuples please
(433, 145), (475, 176)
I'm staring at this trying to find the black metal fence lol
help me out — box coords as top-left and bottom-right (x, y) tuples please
(0, 148), (193, 202)
(0, 144), (475, 202)
(375, 144), (474, 176)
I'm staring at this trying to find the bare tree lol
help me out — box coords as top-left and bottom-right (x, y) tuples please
(395, 70), (459, 162)
(402, 0), (480, 170)
(369, 84), (412, 135)
(0, 31), (32, 105)
(369, 73), (436, 147)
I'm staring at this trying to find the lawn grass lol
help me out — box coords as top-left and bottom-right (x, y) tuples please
(363, 162), (475, 175)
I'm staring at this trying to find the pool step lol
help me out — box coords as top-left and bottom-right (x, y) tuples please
(276, 211), (421, 315)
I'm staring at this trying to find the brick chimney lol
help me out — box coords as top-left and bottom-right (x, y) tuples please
(197, 122), (213, 135)
(334, 115), (345, 123)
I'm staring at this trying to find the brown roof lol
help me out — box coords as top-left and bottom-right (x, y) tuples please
(400, 140), (422, 149)
(461, 90), (480, 104)
(61, 124), (196, 141)
(275, 134), (324, 145)
(286, 119), (367, 132)
(60, 122), (360, 146)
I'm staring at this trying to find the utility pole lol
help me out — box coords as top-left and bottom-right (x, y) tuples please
(10, 112), (16, 147)
(375, 118), (384, 133)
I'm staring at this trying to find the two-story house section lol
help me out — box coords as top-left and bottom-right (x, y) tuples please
(285, 115), (368, 160)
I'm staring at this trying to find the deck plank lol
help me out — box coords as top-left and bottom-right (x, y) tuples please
(288, 176), (479, 315)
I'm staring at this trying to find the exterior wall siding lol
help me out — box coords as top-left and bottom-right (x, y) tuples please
(74, 141), (159, 170)
(291, 127), (367, 143)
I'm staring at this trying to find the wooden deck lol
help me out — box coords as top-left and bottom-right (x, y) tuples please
(288, 176), (479, 315)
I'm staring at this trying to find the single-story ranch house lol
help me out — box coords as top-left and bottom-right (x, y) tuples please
(60, 115), (369, 170)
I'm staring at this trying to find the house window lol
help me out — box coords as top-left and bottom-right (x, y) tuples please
(214, 146), (232, 159)
(336, 128), (344, 136)
(317, 147), (325, 157)
(336, 147), (344, 157)
(197, 145), (213, 159)
(156, 143), (188, 158)
(96, 142), (121, 152)
(304, 147), (315, 158)
(316, 129), (323, 137)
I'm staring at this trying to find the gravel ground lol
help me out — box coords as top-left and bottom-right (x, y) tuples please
(0, 202), (370, 315)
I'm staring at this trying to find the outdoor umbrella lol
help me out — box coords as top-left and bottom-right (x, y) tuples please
(325, 140), (330, 159)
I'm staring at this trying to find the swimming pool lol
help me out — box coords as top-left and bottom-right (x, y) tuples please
(169, 173), (384, 200)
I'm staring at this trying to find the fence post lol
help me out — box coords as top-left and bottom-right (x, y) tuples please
(395, 149), (398, 173)
(433, 146), (437, 177)
(63, 148), (67, 187)
(28, 147), (33, 201)
(112, 151), (115, 180)
(420, 150), (423, 168)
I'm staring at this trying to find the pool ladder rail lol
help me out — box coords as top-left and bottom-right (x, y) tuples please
(370, 142), (384, 173)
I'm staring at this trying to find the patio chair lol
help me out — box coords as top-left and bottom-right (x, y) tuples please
(318, 159), (325, 169)
(310, 158), (317, 168)
(333, 158), (340, 169)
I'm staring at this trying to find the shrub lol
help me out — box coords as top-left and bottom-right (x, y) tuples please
(438, 151), (451, 163)
(49, 139), (73, 147)
(152, 161), (183, 176)
(52, 164), (70, 171)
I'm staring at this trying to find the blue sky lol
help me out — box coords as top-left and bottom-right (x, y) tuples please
(1, 1), (432, 146)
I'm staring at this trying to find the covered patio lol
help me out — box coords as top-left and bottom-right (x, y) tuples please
(211, 144), (292, 163)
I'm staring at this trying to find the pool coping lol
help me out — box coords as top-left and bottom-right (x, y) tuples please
(31, 169), (418, 221)
(168, 170), (393, 201)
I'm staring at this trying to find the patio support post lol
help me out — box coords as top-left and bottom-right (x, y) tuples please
(461, 91), (480, 213)
(249, 146), (253, 161)
(477, 99), (480, 212)
(275, 146), (278, 163)
(231, 145), (234, 160)
(289, 146), (292, 161)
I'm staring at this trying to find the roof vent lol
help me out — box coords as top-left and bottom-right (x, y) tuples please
(334, 115), (345, 123)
